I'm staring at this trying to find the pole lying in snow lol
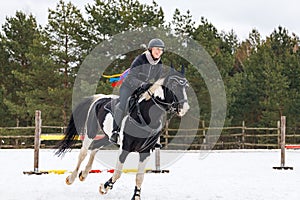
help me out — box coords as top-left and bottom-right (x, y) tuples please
(273, 116), (293, 170)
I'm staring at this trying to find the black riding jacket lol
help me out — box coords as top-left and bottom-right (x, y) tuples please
(123, 52), (163, 90)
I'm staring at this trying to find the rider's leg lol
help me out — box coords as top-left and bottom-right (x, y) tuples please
(110, 85), (132, 144)
(100, 150), (130, 194)
(110, 106), (124, 143)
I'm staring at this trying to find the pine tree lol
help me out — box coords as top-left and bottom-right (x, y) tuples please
(0, 36), (12, 126)
(1, 11), (40, 126)
(171, 9), (195, 36)
(86, 0), (165, 44)
(20, 31), (63, 125)
(46, 0), (89, 125)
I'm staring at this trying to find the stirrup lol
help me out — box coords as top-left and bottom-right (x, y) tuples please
(110, 131), (119, 144)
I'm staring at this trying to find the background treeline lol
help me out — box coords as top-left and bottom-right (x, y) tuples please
(0, 0), (300, 132)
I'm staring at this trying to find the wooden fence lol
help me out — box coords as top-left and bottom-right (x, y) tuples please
(161, 119), (300, 150)
(162, 126), (281, 150)
(1, 119), (300, 150)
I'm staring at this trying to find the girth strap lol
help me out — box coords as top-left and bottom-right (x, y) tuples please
(136, 101), (148, 127)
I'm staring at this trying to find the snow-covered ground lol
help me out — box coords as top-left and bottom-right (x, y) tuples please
(0, 149), (299, 200)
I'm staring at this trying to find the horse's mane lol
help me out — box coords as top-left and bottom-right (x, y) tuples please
(140, 68), (185, 101)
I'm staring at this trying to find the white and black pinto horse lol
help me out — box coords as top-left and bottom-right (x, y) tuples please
(55, 66), (190, 200)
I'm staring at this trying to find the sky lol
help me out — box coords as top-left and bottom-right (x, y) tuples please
(0, 0), (299, 41)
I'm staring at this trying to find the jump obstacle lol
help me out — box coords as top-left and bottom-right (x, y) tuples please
(23, 110), (169, 175)
(273, 116), (297, 170)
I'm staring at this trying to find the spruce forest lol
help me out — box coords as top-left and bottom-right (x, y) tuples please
(1, 0), (300, 133)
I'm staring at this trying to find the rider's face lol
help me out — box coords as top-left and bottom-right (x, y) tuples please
(151, 47), (164, 59)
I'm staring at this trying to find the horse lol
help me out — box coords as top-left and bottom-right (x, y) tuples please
(55, 66), (190, 200)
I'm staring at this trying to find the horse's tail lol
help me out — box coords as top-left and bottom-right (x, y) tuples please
(55, 113), (79, 157)
(55, 96), (96, 157)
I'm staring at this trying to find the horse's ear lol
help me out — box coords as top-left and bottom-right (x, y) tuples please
(169, 63), (175, 73)
(170, 63), (174, 69)
(181, 64), (185, 75)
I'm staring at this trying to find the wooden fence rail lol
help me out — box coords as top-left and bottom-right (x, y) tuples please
(1, 119), (300, 150)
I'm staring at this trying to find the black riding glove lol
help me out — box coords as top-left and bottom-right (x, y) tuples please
(141, 83), (151, 90)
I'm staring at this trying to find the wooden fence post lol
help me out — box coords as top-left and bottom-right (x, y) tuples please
(34, 110), (42, 172)
(273, 116), (293, 170)
(165, 120), (169, 149)
(280, 116), (286, 167)
(277, 120), (281, 149)
(202, 120), (206, 149)
(242, 121), (245, 149)
(24, 110), (48, 175)
(150, 121), (169, 173)
(155, 146), (160, 171)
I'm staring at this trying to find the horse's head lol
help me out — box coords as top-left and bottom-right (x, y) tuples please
(139, 65), (190, 117)
(163, 65), (190, 117)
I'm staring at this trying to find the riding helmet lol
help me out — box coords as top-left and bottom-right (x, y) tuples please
(147, 38), (165, 49)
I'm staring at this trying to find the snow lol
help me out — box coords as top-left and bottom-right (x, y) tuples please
(0, 149), (300, 200)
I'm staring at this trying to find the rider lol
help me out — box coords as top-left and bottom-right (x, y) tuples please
(109, 38), (165, 144)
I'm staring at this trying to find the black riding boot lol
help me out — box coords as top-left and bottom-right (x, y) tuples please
(110, 122), (120, 144)
(110, 107), (124, 144)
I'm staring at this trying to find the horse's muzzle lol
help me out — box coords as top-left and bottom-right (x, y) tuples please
(176, 100), (189, 117)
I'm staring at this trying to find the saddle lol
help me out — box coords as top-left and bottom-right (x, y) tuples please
(103, 98), (120, 115)
(103, 83), (152, 115)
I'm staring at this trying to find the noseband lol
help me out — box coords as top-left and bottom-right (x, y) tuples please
(170, 97), (188, 113)
(166, 75), (188, 114)
(148, 76), (188, 114)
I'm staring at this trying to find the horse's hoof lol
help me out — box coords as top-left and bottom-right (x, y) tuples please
(79, 171), (86, 182)
(65, 176), (72, 185)
(99, 177), (114, 195)
(99, 183), (107, 195)
(131, 186), (141, 200)
(131, 195), (141, 200)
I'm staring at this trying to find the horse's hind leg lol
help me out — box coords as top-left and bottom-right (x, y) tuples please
(132, 152), (151, 200)
(99, 150), (130, 195)
(66, 137), (93, 185)
(79, 148), (98, 181)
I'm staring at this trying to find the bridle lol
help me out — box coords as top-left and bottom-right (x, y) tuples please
(148, 75), (188, 114)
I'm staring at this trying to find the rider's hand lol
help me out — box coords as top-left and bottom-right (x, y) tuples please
(141, 83), (149, 90)
(141, 79), (163, 101)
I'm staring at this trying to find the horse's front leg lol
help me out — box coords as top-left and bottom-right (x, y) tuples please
(79, 148), (98, 181)
(99, 150), (129, 195)
(66, 138), (93, 185)
(132, 152), (151, 200)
